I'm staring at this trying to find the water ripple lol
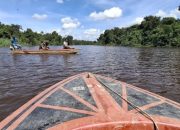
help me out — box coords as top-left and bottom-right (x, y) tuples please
(0, 45), (179, 121)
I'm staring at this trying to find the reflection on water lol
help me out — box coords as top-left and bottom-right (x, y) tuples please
(0, 45), (179, 121)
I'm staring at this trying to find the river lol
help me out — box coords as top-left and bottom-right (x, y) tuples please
(0, 45), (179, 121)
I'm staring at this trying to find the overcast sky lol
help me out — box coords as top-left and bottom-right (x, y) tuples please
(0, 0), (179, 40)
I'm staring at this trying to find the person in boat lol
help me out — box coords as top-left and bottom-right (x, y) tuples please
(39, 40), (49, 50)
(63, 40), (71, 49)
(63, 40), (74, 49)
(10, 36), (22, 50)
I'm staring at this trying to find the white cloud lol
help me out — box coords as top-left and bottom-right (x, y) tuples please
(133, 17), (144, 24)
(84, 28), (100, 35)
(32, 13), (48, 20)
(45, 27), (102, 41)
(56, 0), (63, 4)
(89, 7), (122, 20)
(169, 9), (180, 18)
(83, 28), (102, 41)
(156, 8), (180, 18)
(61, 17), (80, 29)
(156, 10), (167, 17)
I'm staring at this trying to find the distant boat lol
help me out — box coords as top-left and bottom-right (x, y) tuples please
(0, 72), (179, 130)
(11, 49), (78, 54)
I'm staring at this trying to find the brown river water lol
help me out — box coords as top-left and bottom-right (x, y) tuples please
(0, 45), (180, 121)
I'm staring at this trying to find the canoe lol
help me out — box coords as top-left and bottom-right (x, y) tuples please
(0, 72), (179, 130)
(12, 49), (78, 54)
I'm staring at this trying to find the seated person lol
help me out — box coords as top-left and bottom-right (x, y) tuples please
(63, 40), (71, 49)
(10, 36), (22, 50)
(39, 41), (49, 50)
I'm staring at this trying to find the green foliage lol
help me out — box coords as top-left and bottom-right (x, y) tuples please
(0, 22), (67, 47)
(1, 16), (180, 47)
(0, 38), (11, 47)
(73, 39), (96, 45)
(64, 35), (73, 45)
(98, 16), (180, 47)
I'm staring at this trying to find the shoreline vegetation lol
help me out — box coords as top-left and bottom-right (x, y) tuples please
(0, 16), (180, 48)
(98, 16), (180, 47)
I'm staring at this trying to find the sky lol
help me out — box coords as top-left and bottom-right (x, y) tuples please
(0, 0), (180, 41)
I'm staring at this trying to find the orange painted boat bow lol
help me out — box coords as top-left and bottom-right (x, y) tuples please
(0, 72), (179, 130)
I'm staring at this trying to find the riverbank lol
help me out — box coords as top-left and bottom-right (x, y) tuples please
(0, 38), (179, 48)
(0, 38), (10, 47)
(0, 38), (29, 47)
(1, 15), (180, 48)
(98, 16), (180, 47)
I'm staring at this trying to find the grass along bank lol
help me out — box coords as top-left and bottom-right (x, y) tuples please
(0, 38), (11, 47)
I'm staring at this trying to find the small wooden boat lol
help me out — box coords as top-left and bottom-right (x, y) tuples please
(12, 49), (78, 54)
(0, 72), (179, 130)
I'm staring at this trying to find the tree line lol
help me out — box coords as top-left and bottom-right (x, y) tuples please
(1, 15), (180, 47)
(0, 22), (76, 46)
(98, 16), (180, 47)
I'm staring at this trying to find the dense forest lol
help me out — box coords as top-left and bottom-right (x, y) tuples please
(0, 15), (180, 47)
(98, 16), (180, 47)
(0, 22), (76, 46)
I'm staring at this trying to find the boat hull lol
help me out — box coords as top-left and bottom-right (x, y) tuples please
(0, 72), (179, 130)
(12, 49), (78, 54)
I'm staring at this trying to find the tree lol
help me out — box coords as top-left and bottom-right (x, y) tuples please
(140, 16), (160, 30)
(0, 22), (68, 46)
(65, 35), (73, 45)
(51, 31), (62, 45)
(162, 17), (176, 25)
(24, 28), (36, 45)
(97, 15), (180, 47)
